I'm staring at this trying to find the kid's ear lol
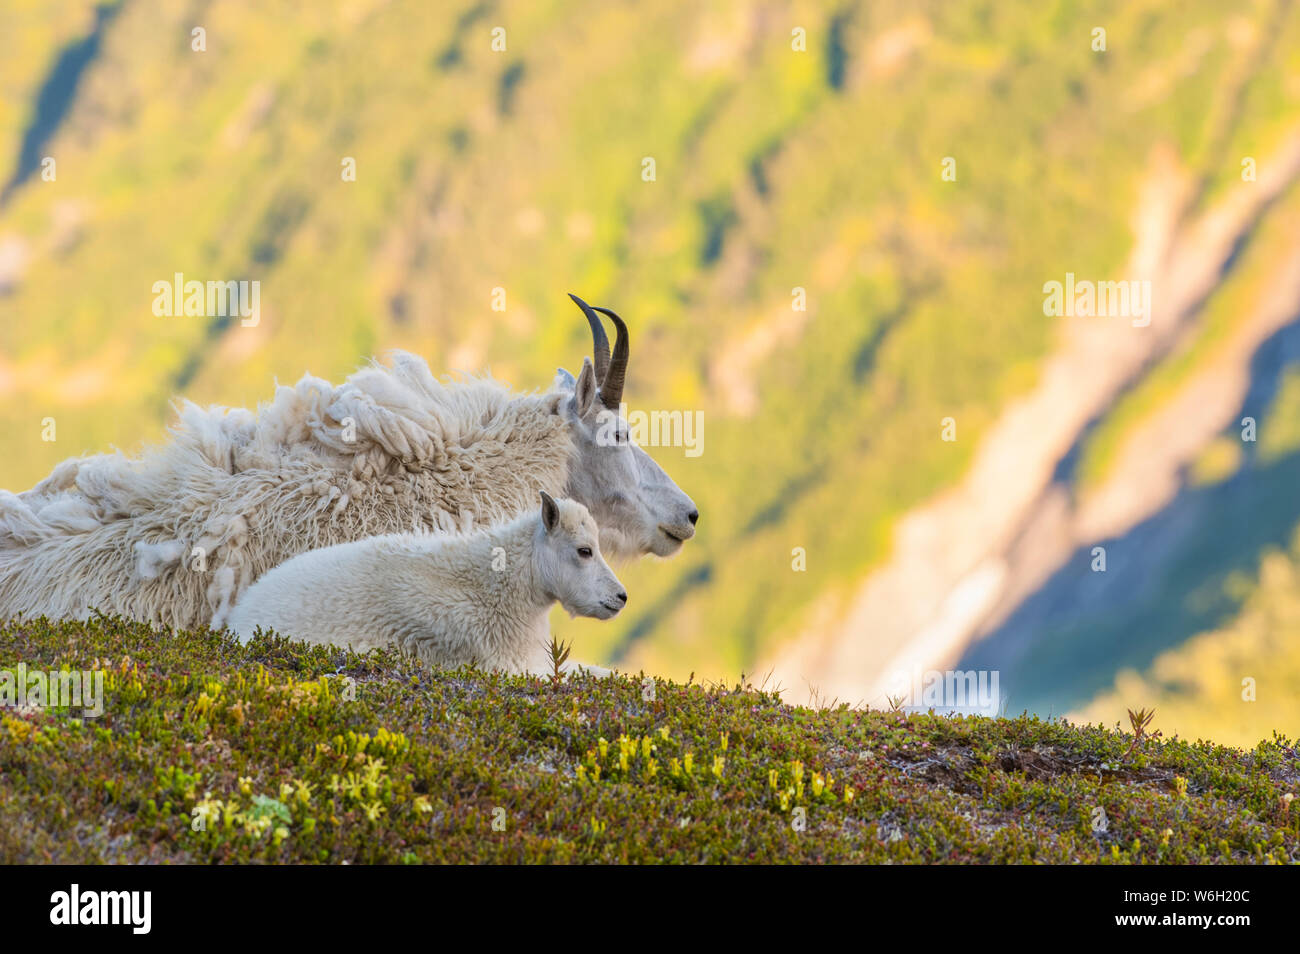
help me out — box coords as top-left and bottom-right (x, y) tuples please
(540, 490), (560, 533)
(572, 357), (597, 417)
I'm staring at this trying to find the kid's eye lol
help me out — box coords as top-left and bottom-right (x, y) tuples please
(577, 546), (593, 559)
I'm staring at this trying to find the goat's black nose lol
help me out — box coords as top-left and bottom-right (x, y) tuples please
(687, 510), (699, 526)
(616, 591), (628, 604)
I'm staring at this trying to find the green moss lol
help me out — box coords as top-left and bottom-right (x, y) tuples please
(1, 615), (1295, 863)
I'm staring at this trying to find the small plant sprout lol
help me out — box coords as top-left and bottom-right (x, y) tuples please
(544, 634), (572, 688)
(1122, 707), (1160, 761)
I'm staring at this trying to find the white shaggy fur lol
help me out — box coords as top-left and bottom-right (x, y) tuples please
(0, 349), (695, 630)
(227, 494), (625, 676)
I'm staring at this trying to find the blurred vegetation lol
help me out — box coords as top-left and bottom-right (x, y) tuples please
(1, 0), (1300, 742)
(1078, 530), (1300, 750)
(1073, 366), (1300, 746)
(965, 366), (1300, 736)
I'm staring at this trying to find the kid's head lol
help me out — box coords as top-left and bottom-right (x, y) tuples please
(535, 491), (627, 620)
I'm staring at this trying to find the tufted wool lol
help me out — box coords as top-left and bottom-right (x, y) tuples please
(0, 352), (575, 629)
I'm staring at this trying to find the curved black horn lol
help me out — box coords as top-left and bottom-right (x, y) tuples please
(568, 293), (610, 384)
(593, 306), (628, 409)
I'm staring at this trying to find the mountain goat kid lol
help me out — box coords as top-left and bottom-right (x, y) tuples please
(226, 492), (625, 676)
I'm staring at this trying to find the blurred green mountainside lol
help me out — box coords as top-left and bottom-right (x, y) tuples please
(2, 0), (1300, 746)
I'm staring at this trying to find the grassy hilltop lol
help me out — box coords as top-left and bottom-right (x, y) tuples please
(1, 616), (1297, 863)
(3, 0), (1300, 741)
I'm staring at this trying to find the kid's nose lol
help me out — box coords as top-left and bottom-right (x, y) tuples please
(616, 591), (628, 604)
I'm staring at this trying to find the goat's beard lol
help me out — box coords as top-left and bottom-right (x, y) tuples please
(597, 525), (646, 563)
(607, 525), (684, 560)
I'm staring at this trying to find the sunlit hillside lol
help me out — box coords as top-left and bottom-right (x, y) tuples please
(2, 0), (1300, 745)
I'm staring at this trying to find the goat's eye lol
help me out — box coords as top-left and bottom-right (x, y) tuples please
(577, 546), (593, 559)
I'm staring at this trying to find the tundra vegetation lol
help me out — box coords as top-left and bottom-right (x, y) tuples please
(0, 616), (1296, 863)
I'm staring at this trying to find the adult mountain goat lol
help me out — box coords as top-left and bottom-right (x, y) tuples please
(0, 295), (697, 630)
(228, 492), (624, 676)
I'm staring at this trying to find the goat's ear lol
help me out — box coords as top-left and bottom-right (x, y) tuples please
(553, 367), (576, 390)
(539, 491), (560, 533)
(572, 357), (597, 416)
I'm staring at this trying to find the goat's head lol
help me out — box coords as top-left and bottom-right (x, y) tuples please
(554, 294), (698, 561)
